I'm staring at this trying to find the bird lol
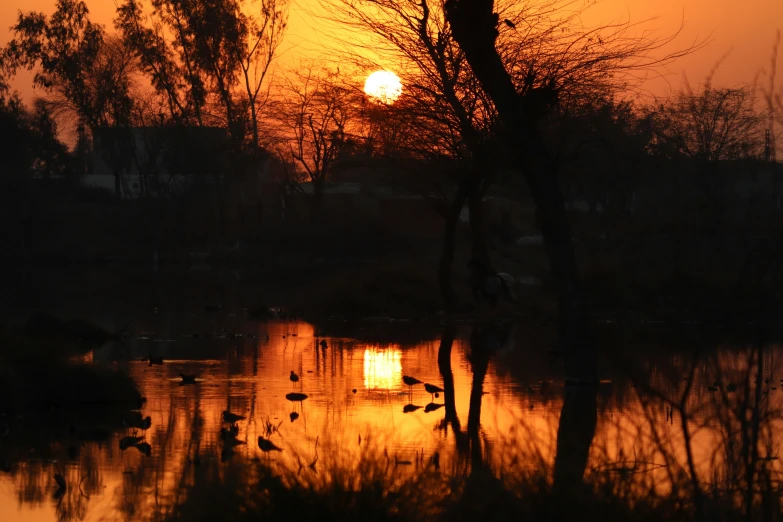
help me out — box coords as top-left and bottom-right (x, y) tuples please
(403, 404), (423, 413)
(222, 410), (246, 425)
(424, 383), (444, 401)
(319, 339), (328, 350)
(120, 435), (145, 450)
(220, 429), (246, 447)
(402, 375), (422, 393)
(289, 411), (299, 422)
(467, 257), (519, 307)
(290, 370), (299, 386)
(145, 355), (164, 366)
(258, 436), (283, 453)
(179, 373), (197, 384)
(503, 19), (515, 29)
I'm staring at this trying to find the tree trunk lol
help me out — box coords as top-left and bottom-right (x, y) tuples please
(437, 324), (461, 431)
(446, 0), (595, 381)
(439, 183), (471, 308)
(552, 385), (598, 498)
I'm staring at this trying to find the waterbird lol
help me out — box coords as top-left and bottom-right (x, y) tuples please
(220, 429), (246, 447)
(402, 375), (422, 393)
(222, 410), (246, 424)
(258, 436), (283, 453)
(179, 373), (197, 384)
(403, 404), (423, 413)
(120, 435), (145, 450)
(424, 383), (444, 401)
(467, 257), (518, 307)
(132, 442), (152, 456)
(144, 355), (164, 366)
(290, 370), (299, 386)
(424, 403), (445, 413)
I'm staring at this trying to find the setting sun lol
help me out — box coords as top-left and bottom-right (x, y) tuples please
(363, 70), (402, 104)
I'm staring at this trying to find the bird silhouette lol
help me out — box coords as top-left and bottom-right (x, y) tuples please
(402, 375), (422, 394)
(179, 373), (197, 384)
(424, 403), (445, 413)
(120, 435), (144, 450)
(424, 383), (444, 401)
(319, 339), (328, 350)
(220, 429), (246, 447)
(222, 410), (246, 424)
(133, 442), (152, 456)
(290, 411), (299, 422)
(290, 370), (300, 387)
(145, 355), (164, 366)
(258, 436), (283, 452)
(403, 404), (423, 413)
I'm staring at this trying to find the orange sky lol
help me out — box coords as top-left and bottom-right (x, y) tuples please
(1, 0), (780, 100)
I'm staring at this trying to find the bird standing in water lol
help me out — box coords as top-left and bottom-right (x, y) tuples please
(402, 375), (422, 395)
(179, 373), (197, 384)
(424, 383), (444, 401)
(222, 410), (246, 425)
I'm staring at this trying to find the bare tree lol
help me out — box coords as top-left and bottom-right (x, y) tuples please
(238, 0), (288, 147)
(316, 0), (701, 308)
(268, 65), (360, 218)
(646, 85), (765, 162)
(443, 0), (700, 381)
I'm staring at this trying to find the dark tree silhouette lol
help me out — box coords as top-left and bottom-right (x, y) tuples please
(2, 2), (136, 195)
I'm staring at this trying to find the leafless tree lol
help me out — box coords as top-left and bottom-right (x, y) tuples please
(443, 0), (701, 382)
(315, 0), (703, 308)
(267, 64), (362, 217)
(646, 85), (766, 162)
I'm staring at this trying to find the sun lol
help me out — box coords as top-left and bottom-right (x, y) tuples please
(364, 70), (402, 104)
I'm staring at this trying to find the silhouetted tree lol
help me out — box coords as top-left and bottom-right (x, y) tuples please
(443, 0), (696, 380)
(2, 2), (136, 195)
(646, 85), (765, 162)
(268, 65), (361, 218)
(116, 0), (287, 147)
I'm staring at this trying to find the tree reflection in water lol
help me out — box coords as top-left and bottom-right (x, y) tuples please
(5, 322), (783, 520)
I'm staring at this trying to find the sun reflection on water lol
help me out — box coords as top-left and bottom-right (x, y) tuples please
(363, 345), (402, 390)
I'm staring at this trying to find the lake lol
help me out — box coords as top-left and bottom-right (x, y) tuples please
(2, 270), (782, 521)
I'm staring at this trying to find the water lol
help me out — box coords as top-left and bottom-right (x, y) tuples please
(3, 273), (783, 520)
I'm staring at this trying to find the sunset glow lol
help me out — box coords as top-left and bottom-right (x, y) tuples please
(363, 345), (402, 389)
(363, 70), (402, 104)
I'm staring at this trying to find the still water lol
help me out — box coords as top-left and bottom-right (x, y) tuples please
(2, 303), (783, 520)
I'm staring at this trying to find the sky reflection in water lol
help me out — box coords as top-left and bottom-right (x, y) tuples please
(2, 318), (783, 521)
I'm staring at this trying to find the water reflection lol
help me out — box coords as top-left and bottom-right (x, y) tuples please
(363, 347), (402, 390)
(5, 313), (783, 520)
